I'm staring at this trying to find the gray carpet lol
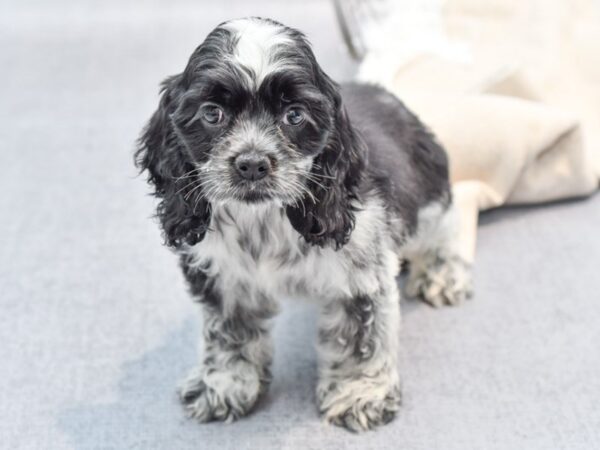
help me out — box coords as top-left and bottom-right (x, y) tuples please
(2, 1), (599, 449)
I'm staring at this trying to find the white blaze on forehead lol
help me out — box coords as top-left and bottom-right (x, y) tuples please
(223, 18), (294, 88)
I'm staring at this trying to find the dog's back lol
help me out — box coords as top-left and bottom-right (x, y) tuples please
(341, 82), (451, 236)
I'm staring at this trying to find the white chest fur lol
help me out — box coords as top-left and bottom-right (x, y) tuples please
(184, 202), (351, 302)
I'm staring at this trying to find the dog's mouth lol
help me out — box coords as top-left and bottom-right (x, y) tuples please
(232, 180), (274, 203)
(238, 190), (273, 203)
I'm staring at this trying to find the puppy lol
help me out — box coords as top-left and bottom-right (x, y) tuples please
(136, 17), (472, 432)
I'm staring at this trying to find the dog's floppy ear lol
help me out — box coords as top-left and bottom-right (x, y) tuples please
(286, 75), (365, 250)
(135, 74), (211, 248)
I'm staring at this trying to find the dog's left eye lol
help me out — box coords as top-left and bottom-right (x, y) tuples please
(201, 104), (224, 125)
(283, 107), (306, 126)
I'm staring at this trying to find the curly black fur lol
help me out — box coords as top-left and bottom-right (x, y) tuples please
(285, 99), (365, 249)
(135, 74), (212, 248)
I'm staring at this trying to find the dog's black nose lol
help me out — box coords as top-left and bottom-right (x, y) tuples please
(234, 153), (271, 181)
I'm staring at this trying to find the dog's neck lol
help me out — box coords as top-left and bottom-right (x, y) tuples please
(209, 200), (285, 230)
(205, 200), (301, 257)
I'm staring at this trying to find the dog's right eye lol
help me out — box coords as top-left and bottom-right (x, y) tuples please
(201, 104), (224, 125)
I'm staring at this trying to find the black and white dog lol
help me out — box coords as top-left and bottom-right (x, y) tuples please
(136, 17), (471, 432)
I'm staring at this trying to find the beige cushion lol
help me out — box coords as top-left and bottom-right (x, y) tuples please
(359, 0), (600, 261)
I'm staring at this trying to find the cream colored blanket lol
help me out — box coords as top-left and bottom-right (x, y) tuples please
(358, 0), (600, 261)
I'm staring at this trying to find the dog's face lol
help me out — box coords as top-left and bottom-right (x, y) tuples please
(137, 18), (364, 248)
(172, 18), (334, 204)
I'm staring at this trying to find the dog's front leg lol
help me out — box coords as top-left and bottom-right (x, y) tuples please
(178, 266), (277, 423)
(316, 260), (402, 431)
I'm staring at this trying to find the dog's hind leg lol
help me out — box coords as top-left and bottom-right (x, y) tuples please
(404, 201), (473, 307)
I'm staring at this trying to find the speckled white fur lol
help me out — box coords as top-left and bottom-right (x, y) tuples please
(184, 195), (388, 309)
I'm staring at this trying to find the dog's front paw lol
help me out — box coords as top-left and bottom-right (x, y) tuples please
(178, 364), (267, 423)
(317, 373), (401, 432)
(407, 254), (473, 307)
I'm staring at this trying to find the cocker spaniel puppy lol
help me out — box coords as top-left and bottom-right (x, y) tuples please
(136, 17), (472, 432)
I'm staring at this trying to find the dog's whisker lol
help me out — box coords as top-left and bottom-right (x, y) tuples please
(184, 182), (205, 201)
(173, 167), (203, 180)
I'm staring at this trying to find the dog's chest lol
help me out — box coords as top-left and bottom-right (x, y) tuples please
(188, 203), (347, 298)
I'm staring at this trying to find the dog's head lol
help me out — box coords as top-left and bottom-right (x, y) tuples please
(136, 18), (364, 249)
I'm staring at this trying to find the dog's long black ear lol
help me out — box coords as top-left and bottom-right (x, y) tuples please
(286, 76), (366, 250)
(135, 74), (211, 248)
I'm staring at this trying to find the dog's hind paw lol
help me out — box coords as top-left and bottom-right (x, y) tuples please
(407, 254), (473, 307)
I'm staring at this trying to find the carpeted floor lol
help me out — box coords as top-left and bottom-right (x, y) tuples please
(1, 1), (599, 449)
